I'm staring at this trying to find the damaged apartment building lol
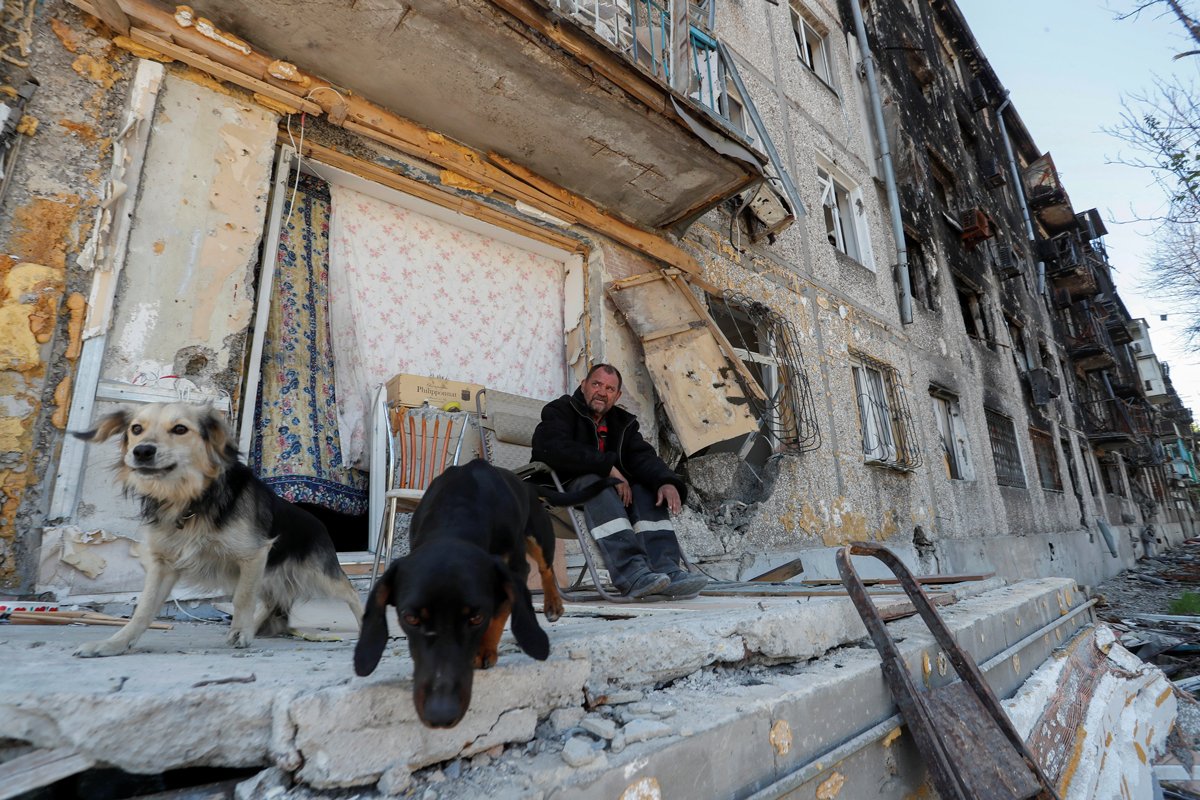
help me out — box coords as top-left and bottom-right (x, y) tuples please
(0, 0), (1198, 609)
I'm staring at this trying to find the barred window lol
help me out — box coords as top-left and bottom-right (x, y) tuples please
(984, 408), (1025, 488)
(709, 292), (820, 453)
(1030, 429), (1063, 491)
(851, 354), (921, 470)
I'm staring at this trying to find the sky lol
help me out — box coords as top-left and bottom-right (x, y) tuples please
(954, 0), (1200, 414)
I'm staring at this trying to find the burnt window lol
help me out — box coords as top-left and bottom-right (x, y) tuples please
(930, 387), (972, 480)
(953, 275), (991, 341)
(1006, 316), (1029, 372)
(985, 408), (1025, 488)
(906, 234), (939, 311)
(1030, 429), (1063, 492)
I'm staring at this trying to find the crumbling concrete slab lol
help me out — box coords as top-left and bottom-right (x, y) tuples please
(0, 578), (1096, 797)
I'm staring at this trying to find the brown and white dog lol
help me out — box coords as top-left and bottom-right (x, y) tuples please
(72, 402), (363, 657)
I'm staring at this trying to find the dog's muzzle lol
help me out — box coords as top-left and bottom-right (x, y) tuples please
(130, 444), (173, 473)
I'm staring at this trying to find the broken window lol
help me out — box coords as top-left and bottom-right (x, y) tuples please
(1006, 315), (1029, 372)
(953, 275), (991, 341)
(817, 160), (871, 267)
(791, 6), (834, 87)
(708, 291), (821, 453)
(930, 387), (972, 480)
(851, 353), (921, 470)
(984, 408), (1026, 488)
(1030, 429), (1063, 491)
(905, 234), (939, 311)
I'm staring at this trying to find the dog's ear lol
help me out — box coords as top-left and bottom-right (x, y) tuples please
(73, 409), (130, 442)
(354, 560), (400, 677)
(197, 408), (238, 465)
(492, 557), (549, 661)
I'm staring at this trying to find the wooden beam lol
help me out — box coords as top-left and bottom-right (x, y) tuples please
(286, 138), (585, 255)
(489, 152), (700, 274)
(0, 749), (94, 800)
(667, 271), (767, 402)
(127, 29), (322, 115)
(91, 0), (130, 34)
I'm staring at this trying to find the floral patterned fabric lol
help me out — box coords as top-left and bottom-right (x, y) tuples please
(328, 184), (568, 465)
(250, 173), (368, 514)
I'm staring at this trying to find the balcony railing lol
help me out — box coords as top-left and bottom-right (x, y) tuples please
(1064, 306), (1116, 372)
(558, 0), (750, 138)
(1079, 396), (1152, 445)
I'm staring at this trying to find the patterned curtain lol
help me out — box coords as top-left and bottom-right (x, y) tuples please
(250, 172), (368, 515)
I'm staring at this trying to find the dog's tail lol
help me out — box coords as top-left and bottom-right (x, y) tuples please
(534, 477), (622, 508)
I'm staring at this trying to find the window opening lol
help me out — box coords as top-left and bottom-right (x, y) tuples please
(709, 291), (821, 453)
(985, 408), (1025, 488)
(790, 6), (834, 87)
(1030, 429), (1063, 491)
(818, 164), (868, 265)
(850, 353), (921, 470)
(930, 388), (972, 480)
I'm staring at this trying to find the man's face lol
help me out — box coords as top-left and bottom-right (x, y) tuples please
(581, 370), (621, 418)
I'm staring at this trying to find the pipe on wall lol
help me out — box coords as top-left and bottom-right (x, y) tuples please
(849, 0), (912, 325)
(996, 95), (1046, 295)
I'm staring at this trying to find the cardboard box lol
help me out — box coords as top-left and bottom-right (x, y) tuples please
(386, 373), (483, 411)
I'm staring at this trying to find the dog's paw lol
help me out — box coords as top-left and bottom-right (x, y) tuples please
(473, 648), (498, 670)
(74, 638), (130, 658)
(543, 596), (563, 623)
(227, 628), (255, 649)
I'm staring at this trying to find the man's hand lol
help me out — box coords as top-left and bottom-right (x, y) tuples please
(656, 484), (681, 515)
(610, 466), (632, 506)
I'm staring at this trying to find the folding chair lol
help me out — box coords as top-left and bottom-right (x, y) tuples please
(369, 391), (469, 585)
(475, 387), (665, 603)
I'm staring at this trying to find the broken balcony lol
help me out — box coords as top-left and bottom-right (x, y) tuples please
(1043, 233), (1101, 300)
(175, 0), (766, 230)
(1022, 153), (1076, 233)
(1064, 309), (1116, 373)
(1079, 397), (1151, 450)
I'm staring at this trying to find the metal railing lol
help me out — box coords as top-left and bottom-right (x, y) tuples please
(554, 0), (748, 134)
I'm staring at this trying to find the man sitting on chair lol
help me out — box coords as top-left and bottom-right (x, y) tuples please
(531, 364), (709, 600)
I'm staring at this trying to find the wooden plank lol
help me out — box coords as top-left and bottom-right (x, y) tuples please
(667, 272), (768, 403)
(748, 558), (805, 583)
(91, 0), (130, 34)
(287, 138), (584, 255)
(487, 152), (701, 274)
(640, 320), (705, 343)
(126, 29), (322, 115)
(796, 572), (995, 587)
(877, 593), (956, 622)
(0, 748), (95, 800)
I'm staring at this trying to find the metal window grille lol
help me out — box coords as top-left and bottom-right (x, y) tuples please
(709, 291), (821, 453)
(985, 409), (1025, 488)
(850, 353), (921, 470)
(1029, 429), (1062, 491)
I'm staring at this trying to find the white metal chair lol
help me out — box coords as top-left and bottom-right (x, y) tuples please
(369, 390), (469, 585)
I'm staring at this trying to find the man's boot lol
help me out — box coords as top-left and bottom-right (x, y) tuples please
(596, 530), (669, 599)
(643, 530), (709, 598)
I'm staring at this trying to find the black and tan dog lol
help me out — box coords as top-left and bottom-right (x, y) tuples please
(354, 458), (615, 728)
(72, 403), (363, 657)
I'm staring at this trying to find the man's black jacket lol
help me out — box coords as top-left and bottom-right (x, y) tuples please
(531, 389), (687, 503)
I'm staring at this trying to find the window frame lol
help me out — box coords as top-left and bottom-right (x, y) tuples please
(1029, 428), (1063, 492)
(850, 353), (921, 470)
(984, 408), (1026, 488)
(817, 159), (874, 269)
(790, 6), (835, 89)
(930, 388), (973, 480)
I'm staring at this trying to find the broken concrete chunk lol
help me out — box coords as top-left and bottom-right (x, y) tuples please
(622, 719), (672, 744)
(233, 767), (289, 800)
(549, 706), (585, 733)
(561, 736), (600, 767)
(650, 703), (676, 718)
(610, 731), (626, 754)
(579, 716), (618, 740)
